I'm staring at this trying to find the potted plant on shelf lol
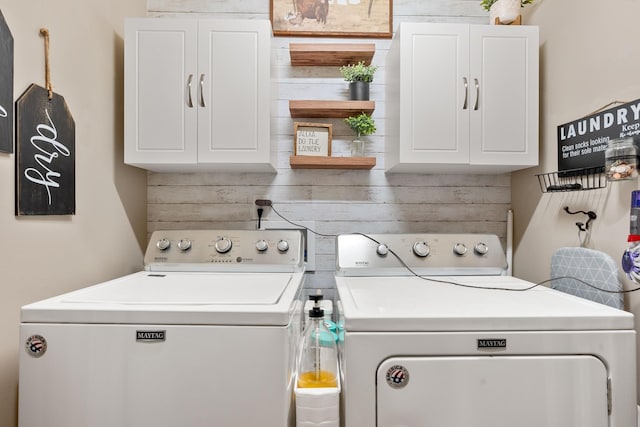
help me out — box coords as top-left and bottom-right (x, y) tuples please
(344, 112), (376, 157)
(481, 0), (533, 25)
(339, 61), (378, 101)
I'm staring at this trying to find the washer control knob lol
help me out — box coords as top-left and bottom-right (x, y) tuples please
(156, 238), (171, 251)
(453, 243), (468, 256)
(177, 239), (192, 251)
(277, 240), (289, 252)
(412, 241), (430, 257)
(474, 242), (489, 256)
(256, 239), (269, 252)
(214, 237), (233, 254)
(376, 243), (389, 257)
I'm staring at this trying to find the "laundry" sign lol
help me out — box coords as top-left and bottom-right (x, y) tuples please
(557, 99), (640, 172)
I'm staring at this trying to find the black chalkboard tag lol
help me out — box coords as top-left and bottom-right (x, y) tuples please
(0, 9), (13, 153)
(15, 83), (75, 215)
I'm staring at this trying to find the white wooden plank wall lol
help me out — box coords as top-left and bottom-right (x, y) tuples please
(145, 0), (508, 291)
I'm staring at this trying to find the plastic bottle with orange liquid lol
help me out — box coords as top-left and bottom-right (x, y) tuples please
(297, 306), (338, 388)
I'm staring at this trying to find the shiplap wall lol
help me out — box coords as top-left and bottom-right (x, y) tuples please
(145, 0), (508, 290)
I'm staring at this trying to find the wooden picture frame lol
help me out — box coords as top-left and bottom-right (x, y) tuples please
(270, 0), (392, 38)
(294, 122), (332, 157)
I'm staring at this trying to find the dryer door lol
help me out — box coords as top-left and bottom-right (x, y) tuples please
(377, 355), (608, 427)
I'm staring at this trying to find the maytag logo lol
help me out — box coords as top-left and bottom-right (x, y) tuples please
(136, 330), (166, 342)
(477, 338), (507, 350)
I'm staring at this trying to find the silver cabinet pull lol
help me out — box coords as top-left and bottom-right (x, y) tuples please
(187, 74), (194, 108)
(473, 78), (479, 111)
(199, 74), (206, 108)
(462, 77), (468, 110)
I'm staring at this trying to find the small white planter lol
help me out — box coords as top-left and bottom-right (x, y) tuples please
(490, 0), (521, 25)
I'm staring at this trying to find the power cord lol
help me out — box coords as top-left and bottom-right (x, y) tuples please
(357, 232), (640, 293)
(257, 208), (264, 229)
(256, 199), (640, 294)
(259, 200), (338, 238)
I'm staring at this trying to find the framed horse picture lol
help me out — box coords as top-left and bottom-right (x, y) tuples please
(271, 0), (392, 38)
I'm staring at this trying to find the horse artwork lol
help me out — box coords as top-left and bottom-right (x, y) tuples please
(270, 0), (392, 38)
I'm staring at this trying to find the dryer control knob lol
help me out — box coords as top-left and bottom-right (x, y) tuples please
(177, 239), (192, 251)
(256, 239), (269, 252)
(376, 243), (389, 256)
(215, 237), (233, 254)
(453, 243), (467, 256)
(412, 241), (430, 258)
(156, 238), (171, 251)
(474, 242), (489, 256)
(277, 240), (289, 252)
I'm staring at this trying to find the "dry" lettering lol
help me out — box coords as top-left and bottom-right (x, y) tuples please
(23, 109), (70, 205)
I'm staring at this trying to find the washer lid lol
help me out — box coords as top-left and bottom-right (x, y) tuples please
(336, 275), (634, 331)
(21, 271), (304, 326)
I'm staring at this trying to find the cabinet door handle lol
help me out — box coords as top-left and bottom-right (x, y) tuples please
(187, 74), (194, 108)
(473, 78), (479, 111)
(462, 77), (468, 110)
(199, 74), (206, 108)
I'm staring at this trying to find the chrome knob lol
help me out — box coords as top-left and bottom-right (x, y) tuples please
(277, 240), (289, 252)
(453, 243), (467, 256)
(256, 239), (268, 252)
(376, 243), (389, 256)
(177, 239), (192, 251)
(156, 238), (171, 251)
(214, 237), (233, 254)
(474, 242), (489, 256)
(412, 241), (430, 258)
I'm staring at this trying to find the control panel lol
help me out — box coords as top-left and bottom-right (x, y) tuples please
(335, 233), (508, 276)
(143, 230), (305, 272)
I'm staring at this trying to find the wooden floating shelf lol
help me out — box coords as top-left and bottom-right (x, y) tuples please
(290, 155), (376, 170)
(289, 100), (375, 118)
(289, 43), (375, 66)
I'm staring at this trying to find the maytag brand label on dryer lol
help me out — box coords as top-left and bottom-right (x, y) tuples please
(477, 338), (507, 351)
(136, 330), (166, 342)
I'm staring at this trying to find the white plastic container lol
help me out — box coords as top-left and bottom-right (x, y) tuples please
(295, 375), (340, 427)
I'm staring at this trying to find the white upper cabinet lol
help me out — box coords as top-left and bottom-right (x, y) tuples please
(124, 18), (275, 173)
(385, 23), (539, 174)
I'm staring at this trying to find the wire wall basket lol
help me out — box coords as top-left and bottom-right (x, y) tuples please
(536, 167), (607, 193)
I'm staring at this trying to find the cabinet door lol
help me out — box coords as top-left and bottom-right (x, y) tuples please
(399, 23), (470, 165)
(124, 19), (198, 168)
(197, 20), (271, 166)
(469, 25), (539, 167)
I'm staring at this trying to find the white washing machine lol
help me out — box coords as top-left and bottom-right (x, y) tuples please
(335, 233), (637, 427)
(19, 229), (305, 427)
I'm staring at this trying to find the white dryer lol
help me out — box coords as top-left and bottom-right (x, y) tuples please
(335, 233), (637, 427)
(19, 229), (305, 427)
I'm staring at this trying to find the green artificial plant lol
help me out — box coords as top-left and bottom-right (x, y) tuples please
(339, 61), (379, 83)
(480, 0), (533, 11)
(344, 113), (376, 138)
